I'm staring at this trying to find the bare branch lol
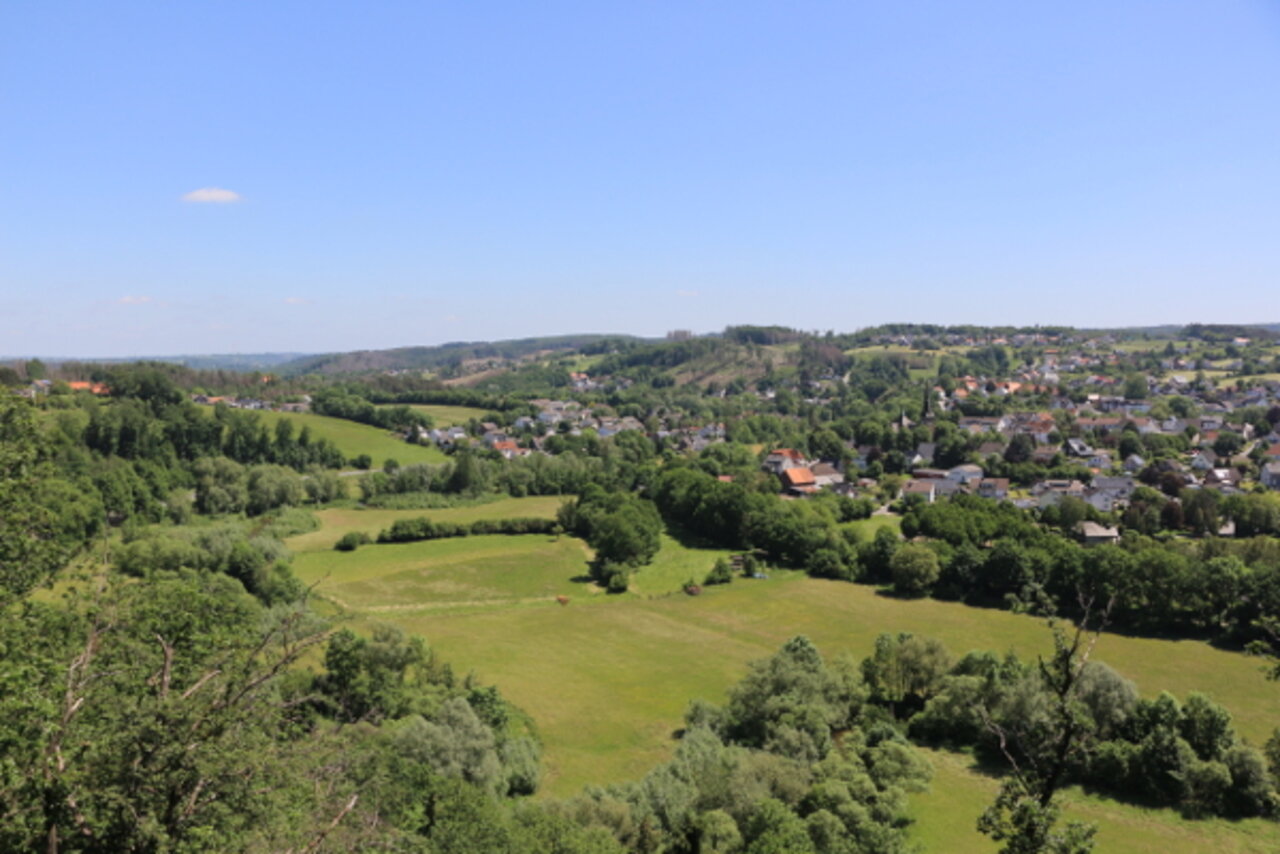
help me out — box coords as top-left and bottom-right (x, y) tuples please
(299, 794), (359, 854)
(180, 669), (222, 701)
(154, 633), (174, 699)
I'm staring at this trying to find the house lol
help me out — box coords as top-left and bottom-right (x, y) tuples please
(1123, 454), (1146, 473)
(1204, 468), (1241, 487)
(934, 480), (965, 499)
(1023, 416), (1057, 444)
(1189, 450), (1217, 471)
(1031, 446), (1061, 465)
(1033, 479), (1087, 507)
(763, 448), (808, 475)
(947, 464), (985, 486)
(977, 478), (1010, 500)
(1086, 476), (1135, 512)
(910, 443), (937, 467)
(1077, 417), (1123, 436)
(780, 467), (818, 495)
(1085, 450), (1113, 470)
(1079, 521), (1121, 546)
(976, 441), (1007, 458)
(810, 462), (845, 488)
(1065, 438), (1094, 457)
(491, 440), (523, 460)
(902, 479), (937, 503)
(1262, 462), (1280, 490)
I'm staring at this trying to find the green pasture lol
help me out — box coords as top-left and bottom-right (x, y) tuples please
(370, 571), (1280, 798)
(845, 514), (902, 539)
(404, 403), (490, 426)
(292, 503), (1280, 850)
(912, 748), (1280, 854)
(560, 354), (606, 372)
(284, 496), (568, 552)
(1113, 339), (1186, 353)
(199, 405), (447, 468)
(293, 534), (595, 613)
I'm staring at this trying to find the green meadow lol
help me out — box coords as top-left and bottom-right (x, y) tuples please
(404, 403), (491, 426)
(912, 748), (1280, 854)
(199, 405), (447, 467)
(285, 496), (568, 551)
(287, 504), (1280, 851)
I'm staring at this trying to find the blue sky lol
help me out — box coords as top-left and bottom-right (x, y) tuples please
(3, 1), (1279, 357)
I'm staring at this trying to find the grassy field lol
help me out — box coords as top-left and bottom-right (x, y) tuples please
(397, 575), (1280, 797)
(293, 534), (595, 613)
(911, 748), (1280, 854)
(199, 406), (447, 468)
(1113, 339), (1186, 353)
(289, 504), (1280, 850)
(846, 514), (902, 539)
(404, 404), (490, 426)
(284, 496), (569, 552)
(560, 354), (606, 372)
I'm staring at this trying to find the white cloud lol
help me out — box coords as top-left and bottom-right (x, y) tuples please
(182, 187), (242, 203)
(118, 295), (152, 305)
(283, 297), (309, 305)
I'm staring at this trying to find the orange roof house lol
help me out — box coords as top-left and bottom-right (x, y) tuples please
(781, 467), (816, 491)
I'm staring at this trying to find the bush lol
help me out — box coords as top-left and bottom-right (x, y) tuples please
(890, 543), (940, 597)
(606, 569), (629, 593)
(350, 454), (373, 470)
(704, 558), (734, 586)
(335, 531), (372, 551)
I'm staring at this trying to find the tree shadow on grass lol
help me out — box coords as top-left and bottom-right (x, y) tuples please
(663, 520), (728, 551)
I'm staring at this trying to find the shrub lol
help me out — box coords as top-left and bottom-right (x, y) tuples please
(606, 569), (629, 594)
(335, 531), (372, 551)
(704, 558), (734, 586)
(890, 543), (940, 597)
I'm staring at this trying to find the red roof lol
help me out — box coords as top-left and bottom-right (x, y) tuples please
(781, 467), (815, 487)
(493, 440), (519, 452)
(769, 448), (805, 460)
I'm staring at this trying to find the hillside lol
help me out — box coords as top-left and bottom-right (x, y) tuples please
(278, 334), (652, 376)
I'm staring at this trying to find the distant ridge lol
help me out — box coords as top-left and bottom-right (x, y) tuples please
(15, 322), (1280, 375)
(14, 353), (316, 371)
(276, 333), (654, 375)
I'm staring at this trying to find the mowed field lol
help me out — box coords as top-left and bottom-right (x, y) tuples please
(288, 503), (1280, 851)
(286, 496), (570, 551)
(203, 407), (448, 467)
